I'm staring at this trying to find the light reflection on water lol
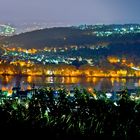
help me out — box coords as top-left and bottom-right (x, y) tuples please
(0, 75), (140, 92)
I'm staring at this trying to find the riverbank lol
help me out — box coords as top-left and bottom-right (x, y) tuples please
(0, 73), (140, 78)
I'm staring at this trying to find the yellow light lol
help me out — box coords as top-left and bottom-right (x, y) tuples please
(27, 76), (32, 83)
(27, 85), (32, 90)
(110, 78), (115, 85)
(88, 87), (93, 93)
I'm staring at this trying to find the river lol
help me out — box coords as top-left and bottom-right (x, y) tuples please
(0, 75), (140, 94)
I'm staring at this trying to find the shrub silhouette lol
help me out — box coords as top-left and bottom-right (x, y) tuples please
(0, 87), (140, 139)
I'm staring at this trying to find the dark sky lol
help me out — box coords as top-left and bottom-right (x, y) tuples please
(0, 0), (140, 25)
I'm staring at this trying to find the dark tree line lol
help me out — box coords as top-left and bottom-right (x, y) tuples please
(0, 87), (140, 139)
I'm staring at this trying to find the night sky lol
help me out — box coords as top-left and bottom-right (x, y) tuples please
(0, 0), (140, 25)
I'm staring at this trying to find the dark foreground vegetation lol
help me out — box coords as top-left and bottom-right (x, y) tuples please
(0, 87), (140, 139)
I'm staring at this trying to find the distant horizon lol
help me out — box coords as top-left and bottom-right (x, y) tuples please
(1, 22), (140, 35)
(0, 0), (140, 27)
(1, 21), (140, 28)
(1, 19), (140, 28)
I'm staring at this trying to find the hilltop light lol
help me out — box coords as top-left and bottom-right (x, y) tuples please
(122, 28), (126, 32)
(0, 24), (15, 36)
(130, 27), (134, 31)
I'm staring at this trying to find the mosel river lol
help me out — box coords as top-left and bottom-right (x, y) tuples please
(0, 75), (140, 93)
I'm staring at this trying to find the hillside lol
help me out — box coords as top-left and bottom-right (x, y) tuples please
(2, 26), (140, 49)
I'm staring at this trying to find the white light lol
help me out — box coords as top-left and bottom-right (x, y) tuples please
(130, 27), (134, 30)
(114, 102), (118, 106)
(106, 93), (112, 98)
(131, 67), (140, 71)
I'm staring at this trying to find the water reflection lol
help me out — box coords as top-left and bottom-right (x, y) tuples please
(0, 76), (140, 92)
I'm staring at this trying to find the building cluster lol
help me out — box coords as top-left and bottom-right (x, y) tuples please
(74, 24), (140, 37)
(0, 24), (15, 36)
(1, 45), (95, 66)
(0, 44), (140, 77)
